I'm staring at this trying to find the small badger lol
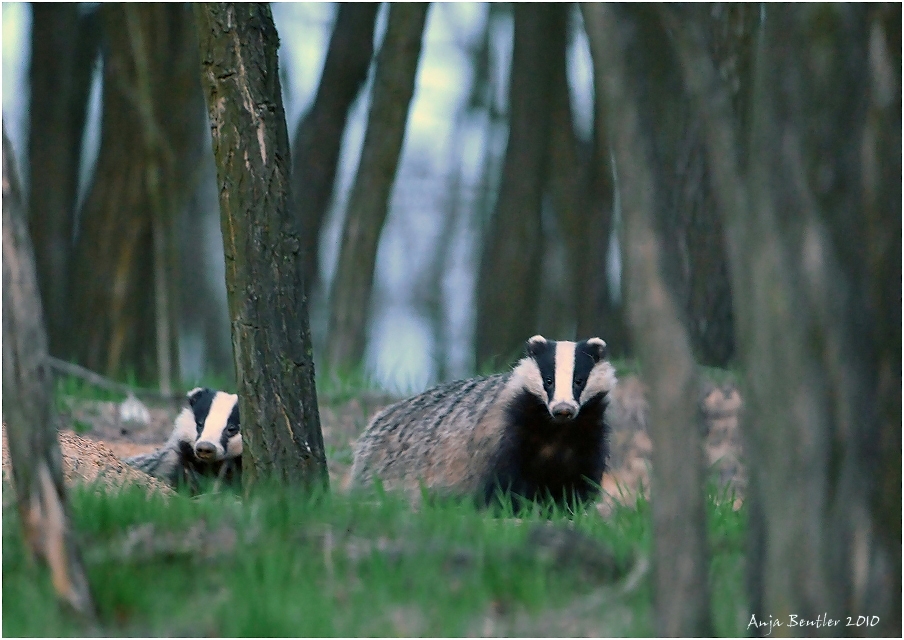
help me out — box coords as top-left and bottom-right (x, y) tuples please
(351, 335), (616, 508)
(125, 387), (242, 491)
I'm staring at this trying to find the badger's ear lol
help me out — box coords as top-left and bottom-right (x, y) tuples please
(584, 337), (608, 362)
(186, 387), (207, 406)
(526, 334), (548, 357)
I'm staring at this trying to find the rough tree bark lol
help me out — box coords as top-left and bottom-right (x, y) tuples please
(667, 3), (900, 634)
(474, 3), (558, 367)
(292, 3), (379, 298)
(582, 4), (713, 636)
(70, 3), (205, 385)
(27, 4), (99, 359)
(3, 127), (95, 619)
(325, 2), (429, 375)
(195, 2), (328, 489)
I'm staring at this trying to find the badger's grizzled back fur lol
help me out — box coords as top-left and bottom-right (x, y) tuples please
(125, 387), (242, 492)
(351, 335), (616, 508)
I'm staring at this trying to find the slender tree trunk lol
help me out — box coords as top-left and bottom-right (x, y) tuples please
(583, 4), (713, 636)
(537, 3), (578, 340)
(3, 127), (95, 620)
(669, 4), (900, 634)
(70, 3), (204, 385)
(325, 3), (429, 375)
(546, 5), (624, 348)
(195, 3), (328, 490)
(474, 3), (558, 367)
(586, 127), (630, 357)
(292, 3), (379, 298)
(27, 3), (99, 359)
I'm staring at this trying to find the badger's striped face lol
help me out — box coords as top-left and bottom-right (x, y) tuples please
(513, 335), (615, 422)
(185, 387), (241, 462)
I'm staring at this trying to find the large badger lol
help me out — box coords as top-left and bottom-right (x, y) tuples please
(351, 335), (616, 509)
(125, 387), (242, 491)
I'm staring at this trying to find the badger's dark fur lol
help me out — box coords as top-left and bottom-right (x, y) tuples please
(125, 387), (242, 491)
(351, 335), (616, 508)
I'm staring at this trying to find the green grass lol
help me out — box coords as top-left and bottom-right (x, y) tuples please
(3, 480), (747, 637)
(31, 360), (747, 635)
(53, 373), (129, 407)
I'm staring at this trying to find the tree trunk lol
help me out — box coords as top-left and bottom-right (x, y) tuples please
(537, 3), (578, 341)
(195, 2), (328, 490)
(474, 3), (558, 367)
(70, 3), (205, 386)
(545, 5), (625, 350)
(292, 3), (379, 299)
(586, 126), (630, 358)
(2, 127), (95, 619)
(669, 3), (900, 634)
(582, 4), (713, 636)
(27, 4), (99, 360)
(325, 3), (429, 375)
(626, 5), (736, 369)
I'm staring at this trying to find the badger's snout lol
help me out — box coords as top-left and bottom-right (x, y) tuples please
(549, 402), (578, 422)
(195, 441), (220, 460)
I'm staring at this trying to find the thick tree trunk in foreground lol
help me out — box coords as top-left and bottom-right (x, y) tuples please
(583, 4), (713, 636)
(669, 3), (900, 634)
(474, 4), (558, 367)
(325, 3), (428, 375)
(292, 2), (379, 298)
(195, 3), (328, 490)
(28, 4), (99, 359)
(2, 128), (95, 619)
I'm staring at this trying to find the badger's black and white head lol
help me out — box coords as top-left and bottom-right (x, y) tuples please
(172, 387), (241, 464)
(486, 335), (617, 509)
(511, 335), (616, 422)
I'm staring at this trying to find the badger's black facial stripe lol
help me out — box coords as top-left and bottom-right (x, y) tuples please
(581, 338), (607, 363)
(572, 341), (599, 399)
(187, 387), (210, 408)
(189, 388), (217, 425)
(223, 404), (240, 439)
(526, 335), (550, 358)
(532, 339), (558, 401)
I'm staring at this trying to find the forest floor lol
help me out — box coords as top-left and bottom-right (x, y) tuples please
(2, 367), (749, 636)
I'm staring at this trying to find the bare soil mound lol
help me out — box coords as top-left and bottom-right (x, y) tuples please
(2, 428), (174, 497)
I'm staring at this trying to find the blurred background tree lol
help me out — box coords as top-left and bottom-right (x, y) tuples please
(10, 2), (643, 388)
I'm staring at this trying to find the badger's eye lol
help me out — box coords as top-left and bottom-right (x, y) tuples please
(225, 424), (239, 437)
(196, 421), (204, 434)
(574, 377), (586, 388)
(543, 376), (553, 387)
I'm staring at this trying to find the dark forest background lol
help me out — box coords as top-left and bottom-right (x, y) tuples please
(4, 2), (737, 391)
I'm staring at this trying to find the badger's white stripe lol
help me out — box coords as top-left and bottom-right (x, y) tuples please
(171, 408), (197, 445)
(552, 341), (577, 405)
(226, 434), (243, 458)
(583, 360), (618, 401)
(508, 357), (544, 400)
(198, 392), (238, 457)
